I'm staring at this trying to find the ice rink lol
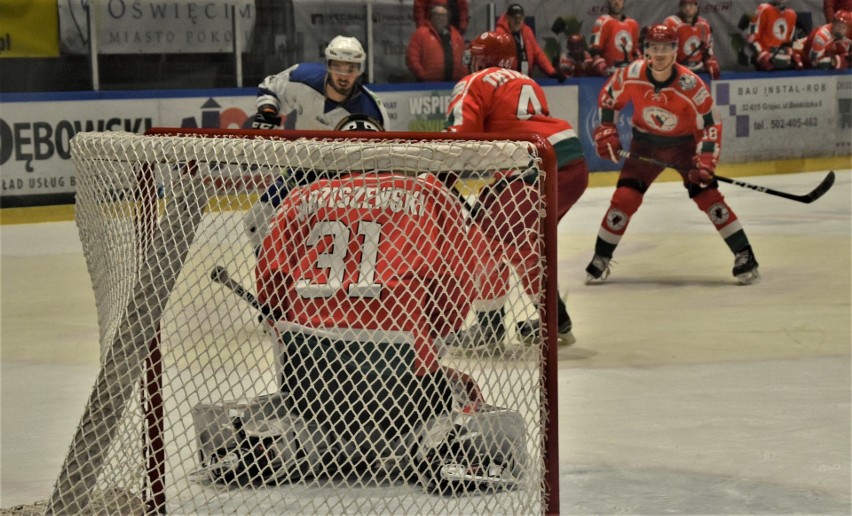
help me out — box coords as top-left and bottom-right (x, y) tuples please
(1, 169), (850, 514)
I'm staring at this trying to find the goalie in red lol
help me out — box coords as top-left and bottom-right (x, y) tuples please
(194, 114), (528, 493)
(443, 31), (589, 353)
(586, 24), (760, 285)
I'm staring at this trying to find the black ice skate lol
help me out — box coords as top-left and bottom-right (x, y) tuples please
(516, 317), (575, 347)
(732, 245), (760, 285)
(585, 254), (612, 284)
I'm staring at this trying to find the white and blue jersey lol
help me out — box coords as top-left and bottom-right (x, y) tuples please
(256, 62), (389, 130)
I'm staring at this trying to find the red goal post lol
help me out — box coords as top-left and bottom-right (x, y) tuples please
(44, 127), (561, 515)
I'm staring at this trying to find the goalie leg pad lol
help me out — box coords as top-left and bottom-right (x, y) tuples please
(192, 392), (331, 485)
(413, 405), (529, 495)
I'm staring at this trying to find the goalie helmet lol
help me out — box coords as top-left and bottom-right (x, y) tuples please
(325, 36), (366, 68)
(333, 113), (385, 132)
(466, 32), (516, 71)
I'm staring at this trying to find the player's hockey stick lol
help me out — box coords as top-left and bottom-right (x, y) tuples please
(210, 265), (283, 320)
(618, 150), (835, 204)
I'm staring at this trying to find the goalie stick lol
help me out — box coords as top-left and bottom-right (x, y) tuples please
(210, 266), (283, 320)
(618, 150), (835, 204)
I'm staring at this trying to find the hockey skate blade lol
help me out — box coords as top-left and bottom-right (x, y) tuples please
(439, 463), (521, 488)
(736, 268), (761, 285)
(518, 330), (576, 348)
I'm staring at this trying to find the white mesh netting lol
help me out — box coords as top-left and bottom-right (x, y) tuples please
(36, 130), (558, 515)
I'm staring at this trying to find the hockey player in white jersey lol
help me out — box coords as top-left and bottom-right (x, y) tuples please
(251, 36), (389, 131)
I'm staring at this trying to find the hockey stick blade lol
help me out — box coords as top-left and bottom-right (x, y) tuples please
(618, 150), (836, 204)
(714, 171), (835, 204)
(210, 265), (282, 320)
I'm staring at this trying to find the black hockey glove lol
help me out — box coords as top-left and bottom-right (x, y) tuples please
(251, 106), (281, 130)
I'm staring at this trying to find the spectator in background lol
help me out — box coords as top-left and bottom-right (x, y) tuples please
(664, 0), (721, 80)
(415, 0), (468, 35)
(747, 0), (802, 70)
(496, 3), (566, 81)
(825, 0), (852, 23)
(802, 10), (852, 68)
(407, 0), (467, 82)
(589, 0), (641, 75)
(559, 34), (605, 77)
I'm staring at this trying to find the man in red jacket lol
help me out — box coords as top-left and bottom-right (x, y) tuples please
(495, 3), (565, 82)
(407, 0), (467, 82)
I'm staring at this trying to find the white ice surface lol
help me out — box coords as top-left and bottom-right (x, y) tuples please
(1, 170), (850, 514)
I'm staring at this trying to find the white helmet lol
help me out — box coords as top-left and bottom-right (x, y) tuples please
(325, 36), (366, 67)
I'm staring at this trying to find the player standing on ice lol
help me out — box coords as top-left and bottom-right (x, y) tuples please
(663, 0), (721, 80)
(585, 24), (760, 285)
(233, 116), (528, 491)
(443, 31), (589, 353)
(250, 35), (389, 131)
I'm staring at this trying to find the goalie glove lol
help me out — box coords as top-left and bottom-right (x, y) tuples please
(593, 123), (621, 163)
(688, 153), (716, 188)
(251, 105), (282, 130)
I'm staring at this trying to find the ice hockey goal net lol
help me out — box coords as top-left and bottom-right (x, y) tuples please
(42, 128), (560, 515)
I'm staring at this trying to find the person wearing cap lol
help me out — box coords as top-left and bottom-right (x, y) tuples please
(495, 3), (566, 81)
(414, 0), (468, 35)
(406, 0), (467, 82)
(251, 35), (389, 131)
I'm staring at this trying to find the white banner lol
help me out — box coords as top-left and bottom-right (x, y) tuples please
(58, 0), (256, 54)
(713, 73), (843, 162)
(0, 93), (256, 197)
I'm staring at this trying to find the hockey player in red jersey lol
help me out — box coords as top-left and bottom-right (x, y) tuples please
(747, 0), (801, 70)
(586, 24), (760, 285)
(559, 33), (603, 77)
(664, 0), (721, 79)
(802, 10), (852, 69)
(589, 0), (642, 75)
(251, 119), (526, 491)
(443, 31), (589, 352)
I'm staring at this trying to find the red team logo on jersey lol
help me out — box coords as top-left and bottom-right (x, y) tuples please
(772, 19), (791, 40)
(614, 30), (635, 54)
(683, 35), (703, 56)
(642, 106), (679, 132)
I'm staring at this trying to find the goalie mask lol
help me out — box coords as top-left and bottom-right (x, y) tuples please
(333, 114), (385, 132)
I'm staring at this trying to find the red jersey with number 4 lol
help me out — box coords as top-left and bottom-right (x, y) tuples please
(256, 172), (496, 375)
(599, 61), (722, 158)
(664, 15), (716, 69)
(748, 3), (797, 53)
(445, 66), (583, 165)
(589, 14), (641, 68)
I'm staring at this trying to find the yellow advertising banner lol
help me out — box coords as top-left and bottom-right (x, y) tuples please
(0, 0), (60, 58)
